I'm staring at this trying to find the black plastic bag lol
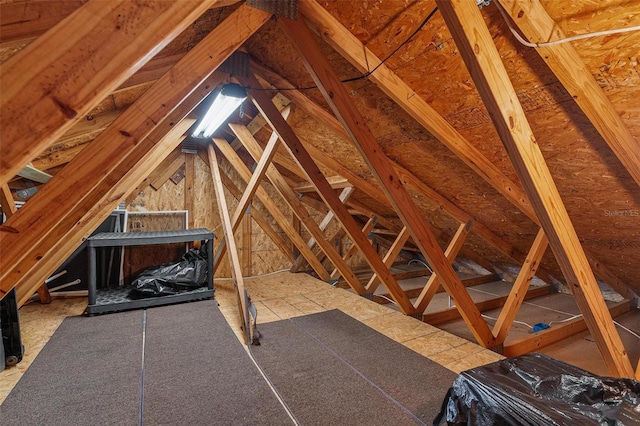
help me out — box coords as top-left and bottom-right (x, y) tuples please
(434, 353), (640, 425)
(130, 245), (208, 298)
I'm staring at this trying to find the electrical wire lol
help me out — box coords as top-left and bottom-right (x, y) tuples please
(481, 314), (534, 330)
(408, 258), (434, 274)
(252, 6), (439, 92)
(494, 0), (640, 48)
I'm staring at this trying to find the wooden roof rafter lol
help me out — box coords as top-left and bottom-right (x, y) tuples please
(279, 14), (495, 345)
(0, 0), (237, 187)
(299, 0), (636, 301)
(0, 4), (271, 299)
(496, 0), (640, 189)
(436, 0), (633, 377)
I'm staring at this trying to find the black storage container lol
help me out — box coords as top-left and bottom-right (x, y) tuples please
(1, 288), (24, 370)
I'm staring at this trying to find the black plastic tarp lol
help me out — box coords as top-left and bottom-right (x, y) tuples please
(434, 352), (640, 425)
(130, 246), (208, 297)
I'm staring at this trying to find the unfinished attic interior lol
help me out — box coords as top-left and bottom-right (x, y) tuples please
(1, 0), (640, 422)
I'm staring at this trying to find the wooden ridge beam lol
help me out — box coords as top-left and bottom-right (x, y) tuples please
(503, 300), (632, 358)
(1, 5), (271, 297)
(413, 221), (472, 313)
(492, 228), (548, 343)
(437, 0), (632, 376)
(280, 16), (491, 341)
(299, 0), (628, 295)
(497, 0), (640, 189)
(212, 138), (331, 281)
(422, 285), (552, 325)
(208, 144), (252, 344)
(227, 122), (368, 295)
(0, 0), (228, 187)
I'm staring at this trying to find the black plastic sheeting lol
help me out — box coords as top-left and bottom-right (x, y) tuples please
(130, 246), (208, 298)
(434, 353), (640, 425)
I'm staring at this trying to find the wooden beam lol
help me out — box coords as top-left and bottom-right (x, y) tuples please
(330, 216), (378, 281)
(422, 285), (552, 325)
(150, 154), (185, 191)
(227, 125), (367, 294)
(503, 301), (632, 357)
(17, 164), (52, 184)
(126, 148), (183, 206)
(15, 118), (195, 306)
(245, 76), (422, 312)
(492, 228), (548, 343)
(255, 64), (555, 284)
(214, 113), (288, 273)
(199, 150), (295, 263)
(1, 5), (270, 298)
(0, 0), (86, 46)
(242, 210), (252, 276)
(0, 184), (17, 217)
(0, 0), (228, 187)
(497, 0), (640, 188)
(212, 138), (331, 280)
(299, 0), (630, 300)
(290, 186), (354, 273)
(208, 144), (252, 344)
(294, 176), (351, 193)
(279, 15), (492, 341)
(229, 93), (291, 150)
(413, 221), (472, 313)
(437, 0), (633, 377)
(366, 227), (410, 292)
(184, 154), (195, 229)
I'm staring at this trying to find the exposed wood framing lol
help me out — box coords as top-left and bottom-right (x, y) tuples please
(299, 0), (631, 298)
(198, 150), (295, 263)
(330, 216), (378, 281)
(254, 65), (555, 284)
(0, 5), (271, 298)
(0, 184), (17, 217)
(413, 221), (472, 314)
(212, 139), (331, 280)
(422, 285), (552, 325)
(279, 16), (493, 343)
(0, 0), (230, 186)
(242, 210), (252, 276)
(15, 118), (194, 306)
(126, 148), (183, 206)
(214, 116), (288, 272)
(497, 0), (640, 188)
(366, 227), (410, 293)
(184, 154), (195, 229)
(207, 144), (252, 344)
(290, 186), (354, 273)
(437, 0), (633, 376)
(150, 154), (185, 191)
(492, 228), (548, 343)
(228, 122), (369, 296)
(503, 301), (632, 357)
(294, 176), (351, 193)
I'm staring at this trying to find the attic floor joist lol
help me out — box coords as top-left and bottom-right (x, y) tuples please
(436, 0), (633, 377)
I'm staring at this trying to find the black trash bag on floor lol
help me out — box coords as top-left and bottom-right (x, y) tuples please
(130, 244), (208, 298)
(434, 353), (640, 426)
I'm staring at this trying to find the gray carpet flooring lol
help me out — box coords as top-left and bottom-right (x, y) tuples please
(251, 309), (457, 425)
(1, 303), (456, 425)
